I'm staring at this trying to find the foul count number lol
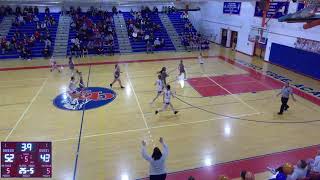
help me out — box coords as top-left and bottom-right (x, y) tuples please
(21, 143), (32, 152)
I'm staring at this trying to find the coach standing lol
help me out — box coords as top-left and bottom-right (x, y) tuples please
(277, 82), (296, 115)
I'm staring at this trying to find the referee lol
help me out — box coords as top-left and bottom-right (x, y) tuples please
(277, 82), (296, 115)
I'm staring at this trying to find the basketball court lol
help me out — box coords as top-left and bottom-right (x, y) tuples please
(1, 44), (320, 179)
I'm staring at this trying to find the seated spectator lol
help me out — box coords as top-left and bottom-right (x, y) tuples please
(154, 38), (161, 48)
(43, 47), (51, 58)
(287, 160), (308, 180)
(49, 15), (56, 25)
(1, 38), (7, 54)
(240, 170), (255, 180)
(41, 22), (47, 30)
(33, 15), (39, 23)
(106, 40), (114, 56)
(269, 161), (307, 180)
(21, 47), (31, 61)
(81, 44), (88, 57)
(17, 15), (25, 24)
(44, 38), (51, 49)
(309, 150), (320, 173)
(34, 31), (40, 40)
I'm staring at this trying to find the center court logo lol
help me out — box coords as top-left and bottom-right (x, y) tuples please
(53, 87), (116, 111)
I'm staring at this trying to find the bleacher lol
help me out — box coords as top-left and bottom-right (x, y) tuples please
(0, 13), (60, 59)
(167, 12), (197, 36)
(122, 12), (176, 52)
(67, 13), (120, 56)
(0, 10), (203, 60)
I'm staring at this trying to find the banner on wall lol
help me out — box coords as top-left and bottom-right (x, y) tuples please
(294, 37), (320, 54)
(223, 2), (241, 15)
(254, 1), (289, 18)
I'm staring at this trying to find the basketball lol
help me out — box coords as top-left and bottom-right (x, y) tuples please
(283, 162), (294, 175)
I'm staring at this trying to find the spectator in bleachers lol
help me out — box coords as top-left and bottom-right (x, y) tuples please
(44, 38), (51, 49)
(42, 47), (50, 58)
(308, 150), (320, 173)
(41, 21), (47, 30)
(15, 6), (21, 15)
(81, 43), (88, 57)
(45, 6), (50, 14)
(106, 40), (114, 56)
(1, 38), (7, 54)
(34, 6), (39, 15)
(240, 170), (255, 180)
(21, 46), (31, 61)
(112, 6), (117, 14)
(0, 5), (5, 16)
(141, 137), (168, 180)
(5, 6), (13, 15)
(33, 15), (39, 23)
(154, 37), (161, 48)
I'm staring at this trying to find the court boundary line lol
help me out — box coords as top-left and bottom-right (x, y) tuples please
(4, 78), (48, 141)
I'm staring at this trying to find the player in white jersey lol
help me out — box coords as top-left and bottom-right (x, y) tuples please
(49, 56), (61, 72)
(155, 85), (178, 115)
(198, 52), (204, 64)
(150, 75), (164, 104)
(67, 76), (81, 105)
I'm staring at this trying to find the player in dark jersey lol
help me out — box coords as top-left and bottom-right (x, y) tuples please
(178, 60), (187, 80)
(68, 56), (75, 72)
(110, 64), (125, 88)
(158, 67), (168, 85)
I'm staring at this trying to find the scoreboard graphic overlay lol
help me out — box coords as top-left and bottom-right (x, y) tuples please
(1, 142), (52, 178)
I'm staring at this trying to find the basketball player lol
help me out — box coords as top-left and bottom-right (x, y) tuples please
(150, 75), (164, 104)
(110, 64), (125, 88)
(178, 60), (187, 80)
(76, 70), (85, 90)
(155, 85), (178, 115)
(49, 56), (61, 72)
(68, 76), (80, 105)
(277, 82), (296, 115)
(68, 56), (75, 71)
(198, 52), (204, 64)
(158, 67), (169, 85)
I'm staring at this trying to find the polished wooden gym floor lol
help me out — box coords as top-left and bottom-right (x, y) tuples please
(1, 44), (320, 180)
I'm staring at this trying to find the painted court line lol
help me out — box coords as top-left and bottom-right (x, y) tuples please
(5, 78), (48, 141)
(125, 64), (155, 146)
(0, 56), (214, 72)
(52, 112), (260, 142)
(201, 69), (260, 113)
